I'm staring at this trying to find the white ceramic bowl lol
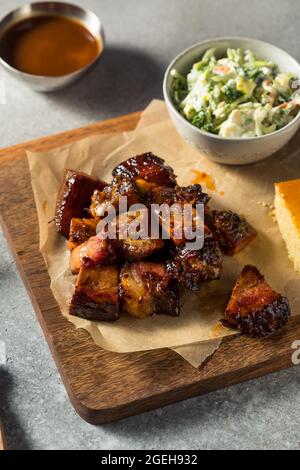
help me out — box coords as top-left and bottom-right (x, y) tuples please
(163, 37), (300, 165)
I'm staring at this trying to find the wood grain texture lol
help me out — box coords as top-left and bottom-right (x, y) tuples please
(0, 112), (300, 424)
(0, 420), (6, 450)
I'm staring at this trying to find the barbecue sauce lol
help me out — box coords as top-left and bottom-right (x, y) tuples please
(0, 15), (101, 76)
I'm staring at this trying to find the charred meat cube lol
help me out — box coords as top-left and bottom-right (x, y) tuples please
(116, 237), (165, 262)
(112, 153), (177, 193)
(111, 211), (165, 261)
(167, 226), (222, 290)
(224, 265), (291, 337)
(70, 235), (117, 274)
(55, 169), (106, 237)
(149, 184), (210, 207)
(90, 174), (141, 218)
(209, 210), (257, 255)
(67, 218), (98, 250)
(149, 184), (209, 247)
(70, 265), (119, 322)
(70, 244), (84, 274)
(120, 262), (180, 319)
(148, 184), (209, 246)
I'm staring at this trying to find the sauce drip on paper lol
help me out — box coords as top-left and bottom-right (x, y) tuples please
(192, 169), (216, 191)
(192, 169), (225, 195)
(211, 322), (231, 338)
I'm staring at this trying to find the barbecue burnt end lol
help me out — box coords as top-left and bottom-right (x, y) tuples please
(120, 262), (180, 318)
(166, 226), (223, 290)
(208, 210), (257, 255)
(70, 236), (118, 274)
(70, 265), (120, 322)
(148, 184), (210, 207)
(224, 265), (291, 337)
(112, 153), (177, 192)
(90, 174), (142, 218)
(67, 217), (98, 250)
(55, 169), (106, 237)
(148, 184), (210, 247)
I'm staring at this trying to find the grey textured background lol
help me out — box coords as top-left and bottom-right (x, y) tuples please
(0, 0), (300, 450)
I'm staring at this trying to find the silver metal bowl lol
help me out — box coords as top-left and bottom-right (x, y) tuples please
(0, 2), (105, 92)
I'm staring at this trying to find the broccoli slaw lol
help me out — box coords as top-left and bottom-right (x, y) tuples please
(171, 48), (300, 138)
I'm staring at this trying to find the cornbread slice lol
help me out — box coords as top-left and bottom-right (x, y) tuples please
(275, 179), (300, 273)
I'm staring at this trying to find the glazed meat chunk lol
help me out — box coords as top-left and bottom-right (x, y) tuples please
(112, 153), (177, 193)
(224, 265), (291, 337)
(55, 169), (106, 237)
(70, 265), (119, 321)
(149, 184), (209, 207)
(167, 226), (222, 290)
(149, 184), (210, 246)
(209, 210), (257, 255)
(70, 235), (117, 274)
(111, 211), (165, 261)
(120, 262), (180, 318)
(90, 174), (141, 218)
(67, 218), (98, 250)
(116, 237), (165, 262)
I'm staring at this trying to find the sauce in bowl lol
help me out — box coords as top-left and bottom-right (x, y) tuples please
(0, 14), (101, 76)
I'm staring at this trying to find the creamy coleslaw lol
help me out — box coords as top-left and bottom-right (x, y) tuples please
(171, 48), (300, 138)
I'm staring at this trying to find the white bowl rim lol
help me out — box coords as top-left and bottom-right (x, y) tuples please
(163, 36), (300, 142)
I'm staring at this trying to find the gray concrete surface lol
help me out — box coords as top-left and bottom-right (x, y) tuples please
(0, 0), (300, 450)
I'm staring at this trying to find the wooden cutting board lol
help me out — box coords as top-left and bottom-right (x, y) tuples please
(1, 112), (299, 424)
(0, 420), (5, 450)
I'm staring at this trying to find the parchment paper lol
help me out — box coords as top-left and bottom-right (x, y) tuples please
(27, 100), (300, 367)
(136, 102), (224, 365)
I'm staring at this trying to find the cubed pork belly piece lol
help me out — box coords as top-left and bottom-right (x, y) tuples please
(90, 174), (141, 218)
(116, 237), (165, 262)
(110, 211), (165, 261)
(55, 169), (106, 237)
(149, 184), (209, 246)
(149, 184), (210, 207)
(167, 226), (222, 290)
(209, 210), (257, 255)
(112, 153), (177, 193)
(120, 262), (180, 318)
(67, 218), (98, 250)
(224, 265), (291, 337)
(70, 235), (117, 274)
(70, 265), (119, 321)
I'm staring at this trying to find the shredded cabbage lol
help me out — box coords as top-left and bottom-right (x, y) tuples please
(171, 48), (300, 138)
